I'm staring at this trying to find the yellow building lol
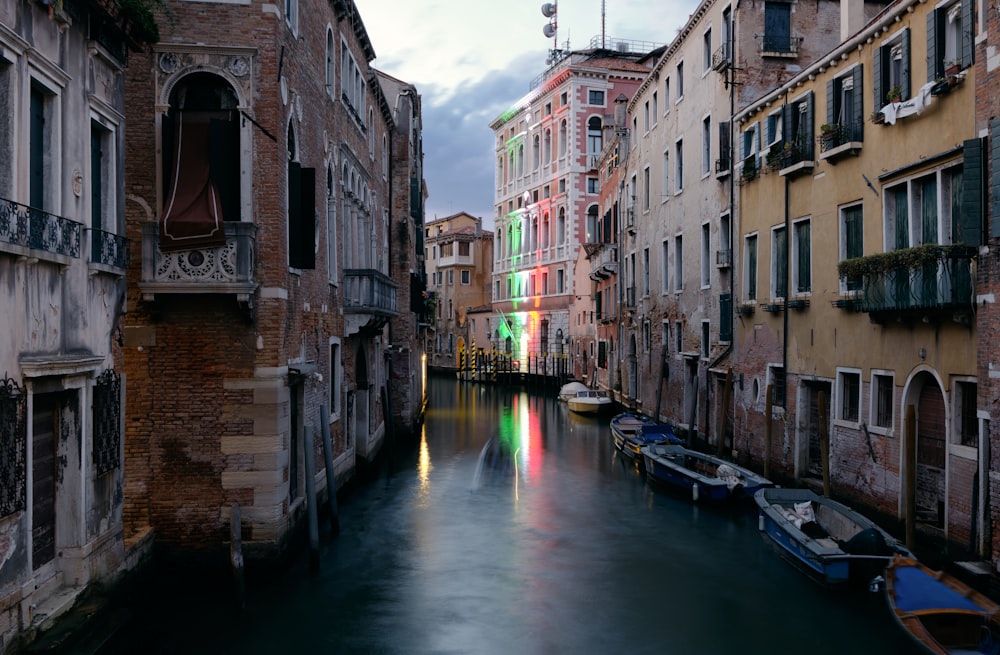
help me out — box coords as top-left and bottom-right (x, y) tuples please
(735, 0), (982, 552)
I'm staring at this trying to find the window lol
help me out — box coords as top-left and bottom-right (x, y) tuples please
(29, 81), (57, 213)
(544, 129), (552, 164)
(327, 166), (338, 284)
(792, 219), (811, 294)
(768, 364), (786, 407)
(674, 234), (683, 291)
(643, 248), (650, 296)
(826, 67), (863, 143)
(329, 339), (342, 419)
(340, 39), (367, 119)
(701, 321), (710, 358)
(837, 369), (861, 423)
(285, 0), (298, 33)
(325, 29), (335, 95)
(651, 91), (658, 125)
(741, 122), (759, 173)
(702, 116), (711, 175)
(744, 234), (758, 300)
(557, 268), (565, 293)
(644, 101), (650, 133)
(763, 2), (792, 53)
(661, 239), (670, 293)
(662, 149), (671, 197)
(532, 134), (540, 170)
(676, 62), (684, 98)
(875, 30), (910, 106)
(765, 112), (782, 148)
(780, 93), (814, 161)
(587, 177), (599, 194)
(771, 226), (787, 299)
(558, 120), (567, 157)
(664, 77), (671, 111)
(643, 166), (650, 211)
(588, 89), (605, 105)
(587, 116), (603, 154)
(643, 321), (651, 352)
(461, 270), (470, 285)
(703, 28), (713, 71)
(90, 119), (118, 251)
(871, 372), (894, 429)
(459, 241), (470, 256)
(675, 321), (683, 353)
(557, 207), (566, 244)
(701, 223), (711, 287)
(927, 0), (972, 82)
(675, 140), (684, 192)
(839, 204), (863, 292)
(954, 380), (977, 447)
(884, 165), (963, 250)
(287, 126), (316, 269)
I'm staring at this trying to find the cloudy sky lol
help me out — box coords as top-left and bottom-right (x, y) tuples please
(359, 0), (698, 228)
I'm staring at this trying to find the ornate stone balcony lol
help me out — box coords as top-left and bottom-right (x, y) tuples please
(140, 222), (257, 303)
(344, 268), (398, 334)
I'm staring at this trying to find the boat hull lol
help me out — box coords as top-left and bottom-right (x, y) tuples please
(642, 444), (772, 502)
(885, 556), (1000, 655)
(610, 413), (678, 460)
(754, 487), (908, 588)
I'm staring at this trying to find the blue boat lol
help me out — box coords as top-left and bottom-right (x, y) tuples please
(609, 413), (680, 461)
(640, 443), (772, 502)
(754, 487), (910, 587)
(885, 555), (1000, 654)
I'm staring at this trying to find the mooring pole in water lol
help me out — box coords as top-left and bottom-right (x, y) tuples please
(304, 425), (320, 571)
(718, 368), (733, 457)
(905, 404), (916, 550)
(764, 384), (773, 481)
(320, 404), (341, 536)
(818, 389), (830, 497)
(230, 503), (245, 613)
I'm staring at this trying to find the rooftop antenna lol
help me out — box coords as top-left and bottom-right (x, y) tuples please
(542, 2), (561, 65)
(601, 0), (606, 49)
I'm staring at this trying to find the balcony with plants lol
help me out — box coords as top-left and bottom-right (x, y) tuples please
(837, 244), (975, 321)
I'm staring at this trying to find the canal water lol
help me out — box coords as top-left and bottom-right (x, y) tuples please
(105, 376), (915, 654)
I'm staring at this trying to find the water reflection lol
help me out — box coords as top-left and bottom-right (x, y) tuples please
(103, 376), (914, 655)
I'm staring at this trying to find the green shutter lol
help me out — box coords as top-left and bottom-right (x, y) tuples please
(852, 66), (864, 141)
(961, 0), (974, 69)
(927, 11), (940, 82)
(992, 121), (1000, 238)
(775, 227), (788, 298)
(874, 45), (884, 108)
(804, 92), (815, 160)
(720, 293), (733, 342)
(901, 28), (912, 97)
(826, 80), (835, 127)
(959, 138), (983, 245)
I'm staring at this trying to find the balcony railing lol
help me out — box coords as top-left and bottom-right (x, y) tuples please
(90, 228), (130, 270)
(140, 221), (257, 302)
(843, 246), (975, 316)
(587, 242), (618, 280)
(343, 269), (398, 317)
(0, 197), (82, 261)
(761, 35), (799, 55)
(711, 43), (731, 71)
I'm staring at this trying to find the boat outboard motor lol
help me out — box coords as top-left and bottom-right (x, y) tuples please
(842, 527), (890, 556)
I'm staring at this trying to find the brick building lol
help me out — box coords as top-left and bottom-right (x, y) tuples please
(122, 0), (419, 562)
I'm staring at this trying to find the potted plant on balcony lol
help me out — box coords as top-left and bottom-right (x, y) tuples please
(819, 123), (844, 150)
(870, 110), (886, 125)
(885, 84), (902, 104)
(779, 141), (799, 168)
(740, 158), (758, 182)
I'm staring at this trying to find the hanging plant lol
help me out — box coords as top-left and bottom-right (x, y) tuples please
(837, 244), (972, 280)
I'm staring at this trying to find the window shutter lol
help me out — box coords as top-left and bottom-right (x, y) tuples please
(781, 104), (793, 150)
(958, 138), (982, 246)
(852, 66), (864, 141)
(300, 167), (316, 269)
(719, 293), (732, 342)
(288, 160), (301, 267)
(826, 80), (835, 126)
(718, 121), (730, 171)
(992, 121), (1000, 239)
(209, 117), (240, 222)
(901, 28), (912, 97)
(873, 45), (884, 109)
(927, 12), (939, 82)
(803, 92), (815, 160)
(961, 0), (974, 69)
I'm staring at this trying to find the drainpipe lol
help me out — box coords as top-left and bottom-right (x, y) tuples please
(782, 170), (790, 413)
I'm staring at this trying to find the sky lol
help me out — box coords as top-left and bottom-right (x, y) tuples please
(358, 0), (699, 229)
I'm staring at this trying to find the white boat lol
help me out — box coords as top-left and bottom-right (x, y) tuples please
(558, 381), (589, 402)
(566, 389), (613, 415)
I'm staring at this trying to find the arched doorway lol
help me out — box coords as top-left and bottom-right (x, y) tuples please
(904, 370), (947, 528)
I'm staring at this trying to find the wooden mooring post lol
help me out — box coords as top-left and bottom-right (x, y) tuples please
(320, 404), (340, 536)
(230, 503), (245, 613)
(818, 390), (830, 497)
(304, 425), (320, 571)
(764, 384), (773, 480)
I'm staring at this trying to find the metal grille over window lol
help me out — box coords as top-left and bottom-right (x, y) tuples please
(93, 368), (122, 476)
(0, 376), (26, 517)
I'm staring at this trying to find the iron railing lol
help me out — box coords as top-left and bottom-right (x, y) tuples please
(0, 196), (82, 259)
(93, 369), (122, 476)
(0, 376), (26, 518)
(90, 227), (130, 270)
(851, 248), (975, 314)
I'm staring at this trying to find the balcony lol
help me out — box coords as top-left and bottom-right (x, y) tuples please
(818, 122), (863, 163)
(760, 35), (800, 57)
(140, 221), (257, 303)
(716, 249), (732, 269)
(90, 228), (129, 272)
(625, 286), (636, 309)
(839, 245), (975, 321)
(711, 44), (730, 72)
(585, 242), (618, 281)
(0, 197), (82, 264)
(344, 268), (398, 333)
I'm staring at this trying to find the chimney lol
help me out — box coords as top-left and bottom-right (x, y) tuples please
(841, 0), (864, 42)
(614, 94), (628, 129)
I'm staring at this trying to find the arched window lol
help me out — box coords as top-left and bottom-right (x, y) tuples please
(325, 29), (335, 92)
(557, 207), (566, 245)
(161, 73), (241, 251)
(543, 129), (552, 164)
(558, 119), (567, 156)
(286, 121), (316, 268)
(587, 116), (603, 154)
(586, 204), (599, 243)
(532, 134), (540, 170)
